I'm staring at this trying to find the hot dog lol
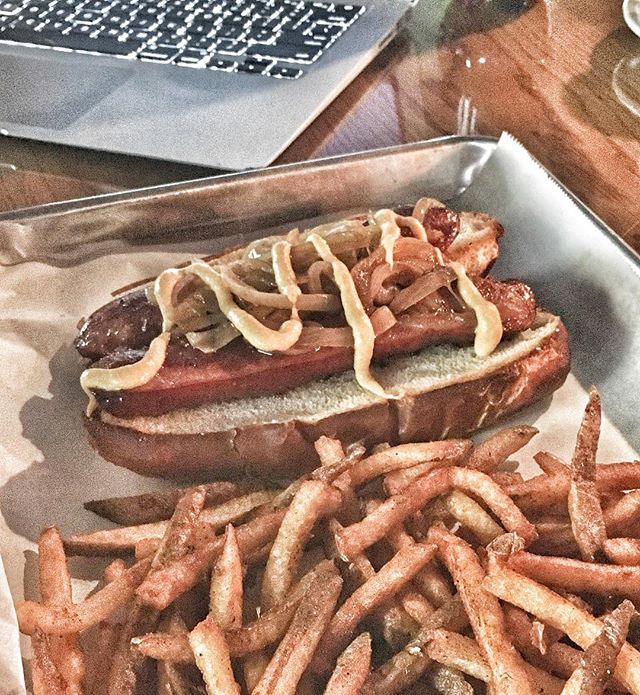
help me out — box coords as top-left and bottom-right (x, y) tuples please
(76, 199), (569, 479)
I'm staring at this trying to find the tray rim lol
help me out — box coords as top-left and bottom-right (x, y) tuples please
(0, 134), (498, 221)
(2, 132), (638, 272)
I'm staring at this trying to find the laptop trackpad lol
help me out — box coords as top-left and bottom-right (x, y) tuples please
(0, 52), (133, 130)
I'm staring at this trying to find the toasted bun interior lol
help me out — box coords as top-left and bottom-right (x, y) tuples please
(100, 313), (561, 436)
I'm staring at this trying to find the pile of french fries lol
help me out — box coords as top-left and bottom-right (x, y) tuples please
(16, 387), (640, 695)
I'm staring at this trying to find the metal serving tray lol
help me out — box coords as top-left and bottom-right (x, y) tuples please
(1, 134), (639, 451)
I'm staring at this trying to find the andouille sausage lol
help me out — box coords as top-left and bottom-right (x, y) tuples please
(91, 279), (537, 418)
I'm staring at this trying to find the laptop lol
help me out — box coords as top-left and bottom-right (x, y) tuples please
(0, 0), (414, 170)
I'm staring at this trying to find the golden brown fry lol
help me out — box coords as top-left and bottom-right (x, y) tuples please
(262, 479), (342, 609)
(503, 605), (582, 680)
(335, 466), (536, 561)
(383, 520), (454, 610)
(534, 451), (570, 477)
(428, 664), (474, 695)
(84, 621), (122, 695)
(84, 481), (257, 525)
(484, 562), (640, 694)
(425, 629), (491, 682)
(209, 524), (243, 630)
(604, 491), (640, 537)
(135, 508), (286, 610)
(490, 471), (524, 486)
(135, 559), (338, 662)
(31, 629), (68, 695)
(428, 526), (535, 695)
(467, 425), (538, 473)
(568, 388), (607, 561)
(561, 599), (635, 695)
(323, 632), (372, 695)
(363, 595), (469, 695)
(108, 487), (207, 695)
(103, 558), (127, 583)
(443, 489), (503, 544)
(604, 538), (640, 566)
(312, 443), (366, 484)
(399, 589), (434, 625)
(506, 550), (640, 604)
(17, 556), (152, 635)
(252, 570), (343, 695)
(131, 632), (193, 664)
(313, 541), (437, 674)
(350, 439), (471, 490)
(508, 462), (640, 514)
(38, 527), (85, 694)
(315, 435), (347, 466)
(65, 491), (276, 557)
(189, 615), (241, 695)
(426, 629), (564, 695)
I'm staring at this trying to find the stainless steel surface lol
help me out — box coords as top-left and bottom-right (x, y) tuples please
(1, 133), (637, 450)
(0, 135), (496, 265)
(0, 0), (410, 169)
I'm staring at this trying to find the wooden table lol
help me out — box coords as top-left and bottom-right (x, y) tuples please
(2, 0), (640, 252)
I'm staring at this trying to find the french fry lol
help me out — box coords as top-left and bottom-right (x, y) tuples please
(425, 629), (564, 695)
(503, 605), (582, 680)
(262, 479), (343, 609)
(467, 425), (538, 473)
(189, 615), (241, 695)
(349, 439), (471, 489)
(313, 541), (437, 674)
(604, 538), (640, 566)
(428, 664), (474, 695)
(335, 466), (536, 561)
(108, 487), (206, 695)
(561, 600), (635, 695)
(568, 388), (607, 561)
(312, 442), (366, 484)
(252, 570), (343, 695)
(506, 550), (640, 604)
(508, 462), (640, 514)
(134, 559), (338, 662)
(383, 516), (455, 610)
(66, 491), (276, 557)
(363, 595), (469, 695)
(315, 435), (347, 466)
(103, 558), (127, 583)
(534, 451), (570, 477)
(442, 489), (503, 544)
(604, 491), (640, 537)
(399, 589), (434, 625)
(425, 628), (491, 682)
(490, 471), (524, 486)
(323, 632), (372, 695)
(332, 535), (420, 652)
(17, 556), (152, 635)
(135, 508), (286, 610)
(38, 527), (85, 694)
(84, 621), (122, 695)
(428, 526), (535, 695)
(209, 524), (243, 630)
(31, 629), (68, 695)
(85, 481), (257, 525)
(484, 562), (640, 694)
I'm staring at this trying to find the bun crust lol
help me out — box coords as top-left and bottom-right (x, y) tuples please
(84, 320), (570, 480)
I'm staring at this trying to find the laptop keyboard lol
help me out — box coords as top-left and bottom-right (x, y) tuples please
(0, 0), (366, 79)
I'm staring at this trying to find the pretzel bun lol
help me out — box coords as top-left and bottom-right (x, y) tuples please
(84, 313), (569, 480)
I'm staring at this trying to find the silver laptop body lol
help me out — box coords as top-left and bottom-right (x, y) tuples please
(0, 0), (413, 170)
